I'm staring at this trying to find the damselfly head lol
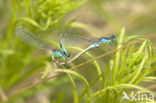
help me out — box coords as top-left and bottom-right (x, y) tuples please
(110, 35), (116, 44)
(111, 35), (116, 40)
(66, 53), (70, 58)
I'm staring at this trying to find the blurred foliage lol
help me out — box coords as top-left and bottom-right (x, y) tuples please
(0, 0), (87, 102)
(0, 0), (155, 103)
(90, 0), (156, 35)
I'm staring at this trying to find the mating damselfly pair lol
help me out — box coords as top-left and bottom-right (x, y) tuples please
(15, 26), (116, 64)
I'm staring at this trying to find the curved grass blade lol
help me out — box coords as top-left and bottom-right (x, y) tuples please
(66, 73), (78, 103)
(54, 69), (90, 98)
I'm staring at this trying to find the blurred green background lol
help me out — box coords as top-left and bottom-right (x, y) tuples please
(0, 0), (155, 103)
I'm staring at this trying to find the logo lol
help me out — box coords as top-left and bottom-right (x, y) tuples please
(122, 91), (155, 102)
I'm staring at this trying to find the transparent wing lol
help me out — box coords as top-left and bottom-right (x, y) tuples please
(59, 34), (99, 48)
(16, 26), (56, 50)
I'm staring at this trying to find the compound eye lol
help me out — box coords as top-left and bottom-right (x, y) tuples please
(112, 35), (116, 39)
(68, 54), (70, 57)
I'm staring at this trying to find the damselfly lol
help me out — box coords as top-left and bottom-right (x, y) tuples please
(60, 34), (116, 51)
(15, 26), (70, 62)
